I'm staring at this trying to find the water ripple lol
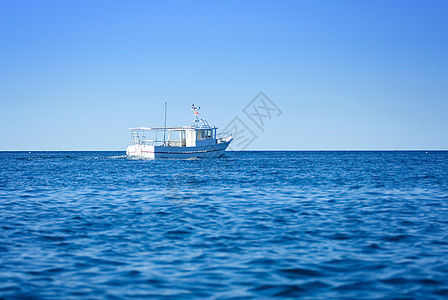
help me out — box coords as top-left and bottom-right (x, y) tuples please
(1, 151), (448, 298)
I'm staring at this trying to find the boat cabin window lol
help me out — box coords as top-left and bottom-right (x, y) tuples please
(197, 129), (213, 140)
(205, 129), (212, 138)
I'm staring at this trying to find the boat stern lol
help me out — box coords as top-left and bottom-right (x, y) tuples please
(126, 144), (155, 159)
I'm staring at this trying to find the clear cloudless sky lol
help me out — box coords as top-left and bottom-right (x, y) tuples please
(1, 0), (447, 150)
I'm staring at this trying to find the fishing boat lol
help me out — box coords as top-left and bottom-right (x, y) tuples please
(126, 104), (233, 159)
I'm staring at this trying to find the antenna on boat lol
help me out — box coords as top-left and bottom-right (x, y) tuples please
(163, 102), (167, 146)
(191, 104), (200, 125)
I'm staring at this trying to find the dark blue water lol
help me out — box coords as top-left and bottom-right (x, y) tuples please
(1, 151), (448, 299)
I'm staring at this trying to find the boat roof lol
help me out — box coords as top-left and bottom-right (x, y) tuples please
(129, 126), (215, 131)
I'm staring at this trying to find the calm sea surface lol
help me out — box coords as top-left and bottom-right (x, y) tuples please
(1, 151), (448, 299)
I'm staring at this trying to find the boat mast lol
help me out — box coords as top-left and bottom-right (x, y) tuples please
(163, 102), (167, 146)
(191, 104), (200, 126)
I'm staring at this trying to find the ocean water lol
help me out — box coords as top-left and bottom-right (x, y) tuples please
(1, 151), (448, 299)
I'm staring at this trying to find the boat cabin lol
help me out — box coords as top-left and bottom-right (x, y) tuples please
(129, 126), (219, 148)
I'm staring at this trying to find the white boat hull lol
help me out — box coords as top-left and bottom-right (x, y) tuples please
(126, 140), (232, 159)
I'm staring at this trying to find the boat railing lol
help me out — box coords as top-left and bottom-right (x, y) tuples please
(216, 131), (232, 143)
(133, 139), (170, 146)
(142, 139), (154, 145)
(130, 135), (166, 146)
(130, 129), (172, 146)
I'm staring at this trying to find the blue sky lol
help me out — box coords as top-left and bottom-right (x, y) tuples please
(1, 0), (447, 150)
